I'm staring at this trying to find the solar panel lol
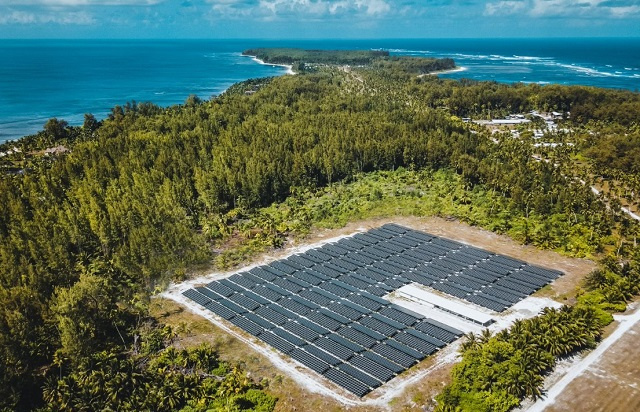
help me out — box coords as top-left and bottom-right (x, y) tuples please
(390, 236), (420, 248)
(279, 297), (311, 315)
(312, 264), (342, 278)
(432, 237), (463, 250)
(282, 321), (319, 342)
(303, 344), (342, 366)
(272, 327), (306, 347)
(264, 282), (292, 297)
(229, 273), (256, 289)
(255, 306), (288, 325)
(219, 278), (245, 293)
(465, 294), (508, 312)
(405, 328), (445, 347)
(196, 286), (223, 302)
(379, 306), (420, 326)
(371, 343), (417, 368)
(183, 289), (211, 306)
(205, 301), (236, 320)
(270, 261), (298, 275)
(329, 257), (360, 272)
(370, 312), (405, 330)
(292, 270), (323, 286)
(363, 245), (391, 259)
(417, 319), (463, 338)
(355, 267), (388, 282)
(242, 290), (271, 305)
(299, 289), (333, 306)
(257, 331), (295, 354)
(249, 267), (277, 282)
(272, 277), (304, 293)
(352, 232), (381, 245)
(523, 265), (562, 279)
(268, 303), (299, 321)
(349, 294), (385, 311)
(362, 351), (404, 374)
(350, 322), (386, 341)
(368, 227), (395, 239)
(319, 281), (352, 297)
(392, 332), (438, 356)
(365, 285), (388, 296)
(314, 337), (354, 360)
(318, 308), (351, 325)
(289, 295), (321, 311)
(290, 348), (330, 374)
(338, 363), (381, 388)
(338, 274), (372, 290)
(205, 281), (234, 297)
(306, 311), (343, 331)
(336, 326), (379, 348)
(345, 252), (376, 266)
(298, 317), (331, 335)
(306, 249), (334, 262)
(244, 312), (276, 330)
(327, 301), (366, 321)
(327, 333), (366, 353)
(381, 223), (408, 234)
(348, 355), (395, 382)
(229, 316), (263, 336)
(228, 293), (260, 311)
(320, 244), (348, 257)
(359, 316), (398, 336)
(219, 298), (247, 315)
(251, 285), (283, 302)
(385, 338), (425, 360)
(288, 254), (318, 268)
(323, 368), (371, 397)
(403, 230), (434, 243)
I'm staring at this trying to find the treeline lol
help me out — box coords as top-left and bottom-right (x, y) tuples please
(436, 257), (640, 412)
(0, 61), (639, 410)
(372, 56), (455, 74)
(410, 76), (640, 125)
(242, 48), (389, 65)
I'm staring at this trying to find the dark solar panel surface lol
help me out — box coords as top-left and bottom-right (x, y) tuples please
(182, 224), (562, 397)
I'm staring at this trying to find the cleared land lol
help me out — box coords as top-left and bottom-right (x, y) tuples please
(526, 303), (640, 412)
(158, 216), (597, 411)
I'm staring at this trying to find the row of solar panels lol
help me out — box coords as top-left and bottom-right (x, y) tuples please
(183, 286), (462, 396)
(181, 224), (561, 396)
(193, 224), (561, 319)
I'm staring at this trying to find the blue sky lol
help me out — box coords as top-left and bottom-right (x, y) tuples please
(0, 0), (639, 38)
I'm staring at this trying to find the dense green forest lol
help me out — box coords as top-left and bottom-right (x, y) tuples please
(1, 56), (639, 411)
(243, 48), (390, 65)
(242, 47), (456, 74)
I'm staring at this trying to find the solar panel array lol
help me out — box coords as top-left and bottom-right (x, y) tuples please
(182, 224), (561, 397)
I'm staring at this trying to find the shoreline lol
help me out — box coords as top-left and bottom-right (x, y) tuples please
(246, 55), (295, 75)
(418, 66), (467, 78)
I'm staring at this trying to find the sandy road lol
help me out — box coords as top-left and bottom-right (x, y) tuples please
(526, 303), (640, 412)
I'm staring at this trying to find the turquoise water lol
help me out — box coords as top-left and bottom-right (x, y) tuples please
(1, 38), (639, 142)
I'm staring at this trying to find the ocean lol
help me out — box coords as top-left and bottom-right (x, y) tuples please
(1, 38), (639, 143)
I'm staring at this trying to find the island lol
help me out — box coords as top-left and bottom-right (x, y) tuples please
(242, 47), (456, 74)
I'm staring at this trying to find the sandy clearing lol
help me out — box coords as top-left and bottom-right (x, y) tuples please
(525, 303), (640, 412)
(160, 216), (595, 409)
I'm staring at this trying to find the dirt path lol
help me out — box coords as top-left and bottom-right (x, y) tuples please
(526, 303), (640, 412)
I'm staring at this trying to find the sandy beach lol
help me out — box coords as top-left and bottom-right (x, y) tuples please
(418, 66), (467, 77)
(248, 55), (295, 75)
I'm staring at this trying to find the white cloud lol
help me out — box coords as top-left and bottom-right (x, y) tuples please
(609, 5), (640, 17)
(484, 1), (527, 16)
(0, 0), (162, 5)
(0, 9), (95, 23)
(483, 0), (640, 19)
(208, 0), (391, 19)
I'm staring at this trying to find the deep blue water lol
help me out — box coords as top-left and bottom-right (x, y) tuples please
(1, 38), (639, 142)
